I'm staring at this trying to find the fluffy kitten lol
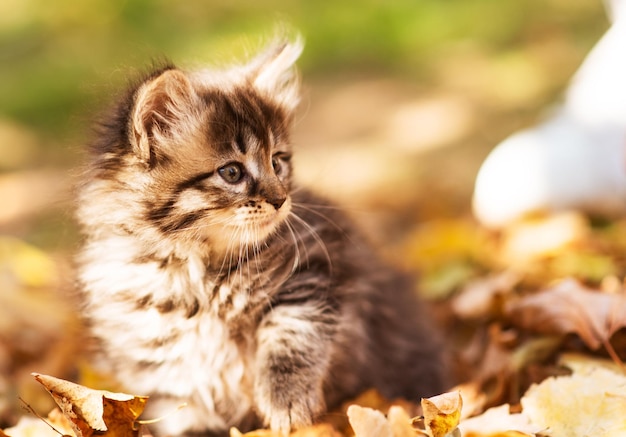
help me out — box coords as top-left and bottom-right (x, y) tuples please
(76, 39), (447, 436)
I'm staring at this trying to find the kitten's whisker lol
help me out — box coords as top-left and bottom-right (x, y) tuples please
(288, 212), (333, 274)
(291, 203), (347, 233)
(283, 219), (302, 274)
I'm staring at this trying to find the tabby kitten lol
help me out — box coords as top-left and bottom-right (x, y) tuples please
(76, 39), (447, 436)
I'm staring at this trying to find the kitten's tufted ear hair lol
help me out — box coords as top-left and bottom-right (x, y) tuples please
(248, 38), (303, 112)
(130, 68), (199, 166)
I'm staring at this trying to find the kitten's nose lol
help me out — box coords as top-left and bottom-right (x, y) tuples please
(260, 181), (287, 210)
(267, 195), (286, 210)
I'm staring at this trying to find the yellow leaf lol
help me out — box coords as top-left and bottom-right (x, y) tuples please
(229, 424), (340, 437)
(458, 404), (539, 437)
(32, 373), (148, 437)
(0, 236), (57, 287)
(291, 424), (343, 437)
(521, 362), (626, 436)
(501, 212), (588, 264)
(1, 408), (76, 437)
(347, 405), (392, 437)
(403, 220), (488, 271)
(421, 392), (462, 437)
(387, 406), (415, 437)
(229, 429), (277, 437)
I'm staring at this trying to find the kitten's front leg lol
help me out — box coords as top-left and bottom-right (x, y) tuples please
(254, 302), (336, 435)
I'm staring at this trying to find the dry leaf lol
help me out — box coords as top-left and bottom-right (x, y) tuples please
(32, 373), (148, 437)
(230, 423), (341, 437)
(458, 404), (539, 437)
(1, 414), (74, 437)
(230, 428), (277, 437)
(521, 363), (626, 435)
(386, 406), (415, 437)
(421, 392), (462, 437)
(453, 271), (520, 319)
(448, 382), (486, 420)
(3, 407), (77, 437)
(501, 213), (588, 263)
(346, 405), (392, 437)
(558, 352), (624, 374)
(505, 278), (626, 350)
(291, 424), (343, 437)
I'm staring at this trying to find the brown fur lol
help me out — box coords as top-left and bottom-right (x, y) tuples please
(76, 39), (448, 436)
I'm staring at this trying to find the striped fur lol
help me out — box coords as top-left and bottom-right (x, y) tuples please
(76, 40), (447, 436)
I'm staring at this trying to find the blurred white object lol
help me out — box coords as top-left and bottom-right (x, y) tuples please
(473, 0), (626, 228)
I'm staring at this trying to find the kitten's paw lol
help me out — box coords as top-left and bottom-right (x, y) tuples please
(254, 382), (324, 435)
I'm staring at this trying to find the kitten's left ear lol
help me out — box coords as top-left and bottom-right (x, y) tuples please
(248, 38), (303, 112)
(130, 68), (200, 166)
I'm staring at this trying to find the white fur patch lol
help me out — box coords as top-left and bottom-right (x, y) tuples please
(80, 236), (254, 434)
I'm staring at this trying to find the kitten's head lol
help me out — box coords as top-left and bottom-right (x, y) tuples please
(90, 39), (303, 256)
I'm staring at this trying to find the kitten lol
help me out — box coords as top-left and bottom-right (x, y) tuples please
(76, 39), (447, 436)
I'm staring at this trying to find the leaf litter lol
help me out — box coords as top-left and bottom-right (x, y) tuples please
(5, 212), (626, 436)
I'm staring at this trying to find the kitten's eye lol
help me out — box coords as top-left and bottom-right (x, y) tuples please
(218, 163), (244, 183)
(272, 154), (290, 175)
(271, 156), (281, 174)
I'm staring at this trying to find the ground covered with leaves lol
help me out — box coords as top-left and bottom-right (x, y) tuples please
(3, 210), (626, 436)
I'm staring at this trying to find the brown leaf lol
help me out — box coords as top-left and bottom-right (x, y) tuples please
(32, 373), (147, 437)
(453, 271), (520, 320)
(505, 278), (626, 350)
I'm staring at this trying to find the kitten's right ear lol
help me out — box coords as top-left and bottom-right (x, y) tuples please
(130, 68), (198, 166)
(248, 38), (303, 112)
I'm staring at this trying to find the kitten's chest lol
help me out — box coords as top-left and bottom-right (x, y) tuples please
(86, 255), (260, 422)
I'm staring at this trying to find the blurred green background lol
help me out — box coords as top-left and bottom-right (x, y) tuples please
(0, 0), (609, 250)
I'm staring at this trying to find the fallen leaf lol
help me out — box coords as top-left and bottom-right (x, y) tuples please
(32, 373), (148, 437)
(521, 362), (626, 436)
(421, 261), (476, 300)
(452, 271), (520, 319)
(387, 406), (416, 437)
(1, 413), (74, 437)
(230, 428), (277, 437)
(447, 382), (486, 420)
(291, 424), (343, 437)
(458, 404), (539, 437)
(504, 278), (626, 350)
(421, 392), (462, 437)
(229, 424), (341, 437)
(402, 219), (491, 298)
(501, 213), (588, 264)
(558, 352), (623, 375)
(346, 405), (392, 437)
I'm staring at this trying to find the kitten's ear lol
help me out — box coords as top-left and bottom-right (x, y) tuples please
(130, 68), (198, 165)
(248, 38), (303, 112)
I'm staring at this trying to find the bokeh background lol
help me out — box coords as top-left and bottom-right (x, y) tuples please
(0, 0), (613, 428)
(0, 0), (609, 249)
